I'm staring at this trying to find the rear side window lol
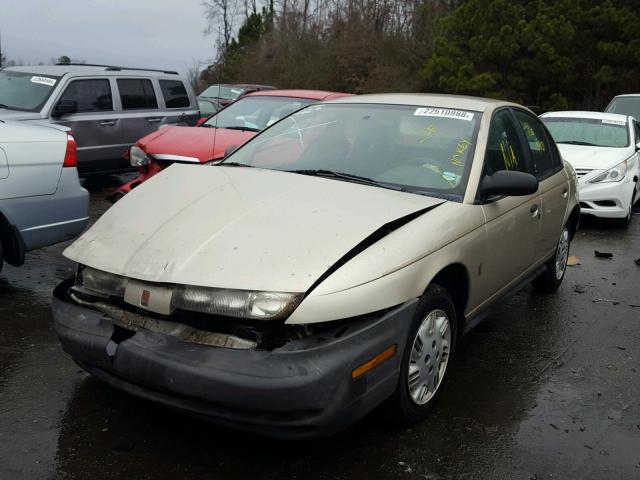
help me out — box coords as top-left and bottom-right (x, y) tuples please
(513, 110), (559, 180)
(58, 79), (113, 113)
(117, 79), (158, 110)
(160, 80), (190, 108)
(483, 109), (531, 176)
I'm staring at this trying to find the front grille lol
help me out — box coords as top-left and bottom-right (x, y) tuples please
(580, 202), (592, 209)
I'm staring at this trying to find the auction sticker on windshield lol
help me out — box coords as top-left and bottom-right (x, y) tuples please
(30, 76), (56, 87)
(602, 119), (626, 126)
(414, 107), (474, 121)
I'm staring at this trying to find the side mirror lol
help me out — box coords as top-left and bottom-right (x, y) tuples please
(196, 117), (207, 126)
(635, 141), (640, 151)
(53, 99), (77, 117)
(480, 170), (539, 199)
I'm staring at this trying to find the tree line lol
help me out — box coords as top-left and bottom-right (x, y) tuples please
(202, 0), (640, 110)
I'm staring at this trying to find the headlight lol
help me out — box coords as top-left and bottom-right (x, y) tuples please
(130, 145), (150, 167)
(589, 160), (627, 183)
(172, 286), (303, 320)
(80, 266), (128, 297)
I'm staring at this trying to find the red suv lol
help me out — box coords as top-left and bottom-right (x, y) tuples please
(109, 90), (351, 201)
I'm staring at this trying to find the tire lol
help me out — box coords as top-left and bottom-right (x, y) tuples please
(532, 225), (571, 293)
(386, 283), (457, 426)
(0, 239), (4, 274)
(106, 191), (125, 204)
(619, 187), (635, 228)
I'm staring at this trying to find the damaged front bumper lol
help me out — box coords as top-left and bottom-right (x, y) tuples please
(52, 278), (416, 438)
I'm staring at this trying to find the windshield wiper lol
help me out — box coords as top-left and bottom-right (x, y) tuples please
(557, 140), (599, 146)
(0, 104), (9, 109)
(286, 169), (405, 191)
(219, 162), (253, 168)
(223, 126), (261, 132)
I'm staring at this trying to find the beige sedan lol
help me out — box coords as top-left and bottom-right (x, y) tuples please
(52, 94), (579, 438)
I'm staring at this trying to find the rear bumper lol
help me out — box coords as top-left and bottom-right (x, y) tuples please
(2, 168), (89, 252)
(52, 279), (416, 438)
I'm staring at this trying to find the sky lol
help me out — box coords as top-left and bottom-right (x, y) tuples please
(0, 0), (216, 75)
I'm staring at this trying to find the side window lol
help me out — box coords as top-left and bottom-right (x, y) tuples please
(513, 110), (557, 179)
(58, 79), (113, 113)
(117, 79), (158, 110)
(160, 80), (190, 108)
(634, 121), (640, 145)
(483, 109), (531, 176)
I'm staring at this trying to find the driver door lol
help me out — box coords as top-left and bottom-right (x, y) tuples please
(476, 108), (542, 307)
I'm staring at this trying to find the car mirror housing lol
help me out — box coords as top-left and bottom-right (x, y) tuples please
(636, 141), (640, 151)
(53, 99), (78, 118)
(480, 170), (539, 199)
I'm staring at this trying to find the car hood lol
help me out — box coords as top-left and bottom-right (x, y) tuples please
(64, 165), (444, 292)
(138, 126), (256, 163)
(557, 144), (631, 170)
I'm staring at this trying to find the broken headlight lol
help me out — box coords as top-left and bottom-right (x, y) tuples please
(80, 266), (128, 297)
(589, 160), (627, 183)
(130, 145), (150, 167)
(171, 286), (303, 321)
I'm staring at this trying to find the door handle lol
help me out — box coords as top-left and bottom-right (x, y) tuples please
(562, 189), (568, 198)
(530, 204), (540, 218)
(99, 120), (117, 127)
(146, 117), (162, 124)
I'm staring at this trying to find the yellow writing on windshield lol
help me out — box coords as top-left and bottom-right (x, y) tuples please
(419, 124), (438, 144)
(450, 138), (472, 167)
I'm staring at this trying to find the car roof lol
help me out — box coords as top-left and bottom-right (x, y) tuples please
(541, 110), (630, 122)
(245, 89), (352, 101)
(611, 94), (640, 98)
(324, 93), (521, 112)
(3, 65), (180, 77)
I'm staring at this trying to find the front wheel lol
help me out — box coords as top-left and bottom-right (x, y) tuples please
(532, 225), (571, 293)
(386, 283), (457, 426)
(619, 187), (635, 228)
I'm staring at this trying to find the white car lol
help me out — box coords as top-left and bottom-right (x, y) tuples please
(0, 120), (89, 271)
(541, 111), (640, 225)
(52, 94), (579, 438)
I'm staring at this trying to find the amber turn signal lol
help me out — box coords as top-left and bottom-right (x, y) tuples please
(351, 344), (397, 379)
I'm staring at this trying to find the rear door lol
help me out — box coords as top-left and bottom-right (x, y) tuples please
(158, 78), (199, 126)
(477, 108), (542, 303)
(513, 109), (567, 264)
(113, 77), (165, 149)
(50, 77), (122, 174)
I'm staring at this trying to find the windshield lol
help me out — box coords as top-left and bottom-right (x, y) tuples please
(542, 117), (629, 148)
(605, 96), (640, 120)
(0, 71), (59, 112)
(204, 96), (315, 131)
(200, 85), (245, 101)
(221, 103), (481, 201)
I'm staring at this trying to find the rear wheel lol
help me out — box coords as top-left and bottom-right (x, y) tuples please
(386, 283), (457, 426)
(532, 225), (570, 293)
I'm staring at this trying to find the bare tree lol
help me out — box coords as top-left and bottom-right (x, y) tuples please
(203, 0), (240, 49)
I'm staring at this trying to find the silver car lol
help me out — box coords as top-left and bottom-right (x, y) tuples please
(0, 120), (88, 271)
(0, 64), (199, 175)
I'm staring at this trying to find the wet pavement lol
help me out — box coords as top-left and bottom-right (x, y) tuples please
(1, 176), (639, 480)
